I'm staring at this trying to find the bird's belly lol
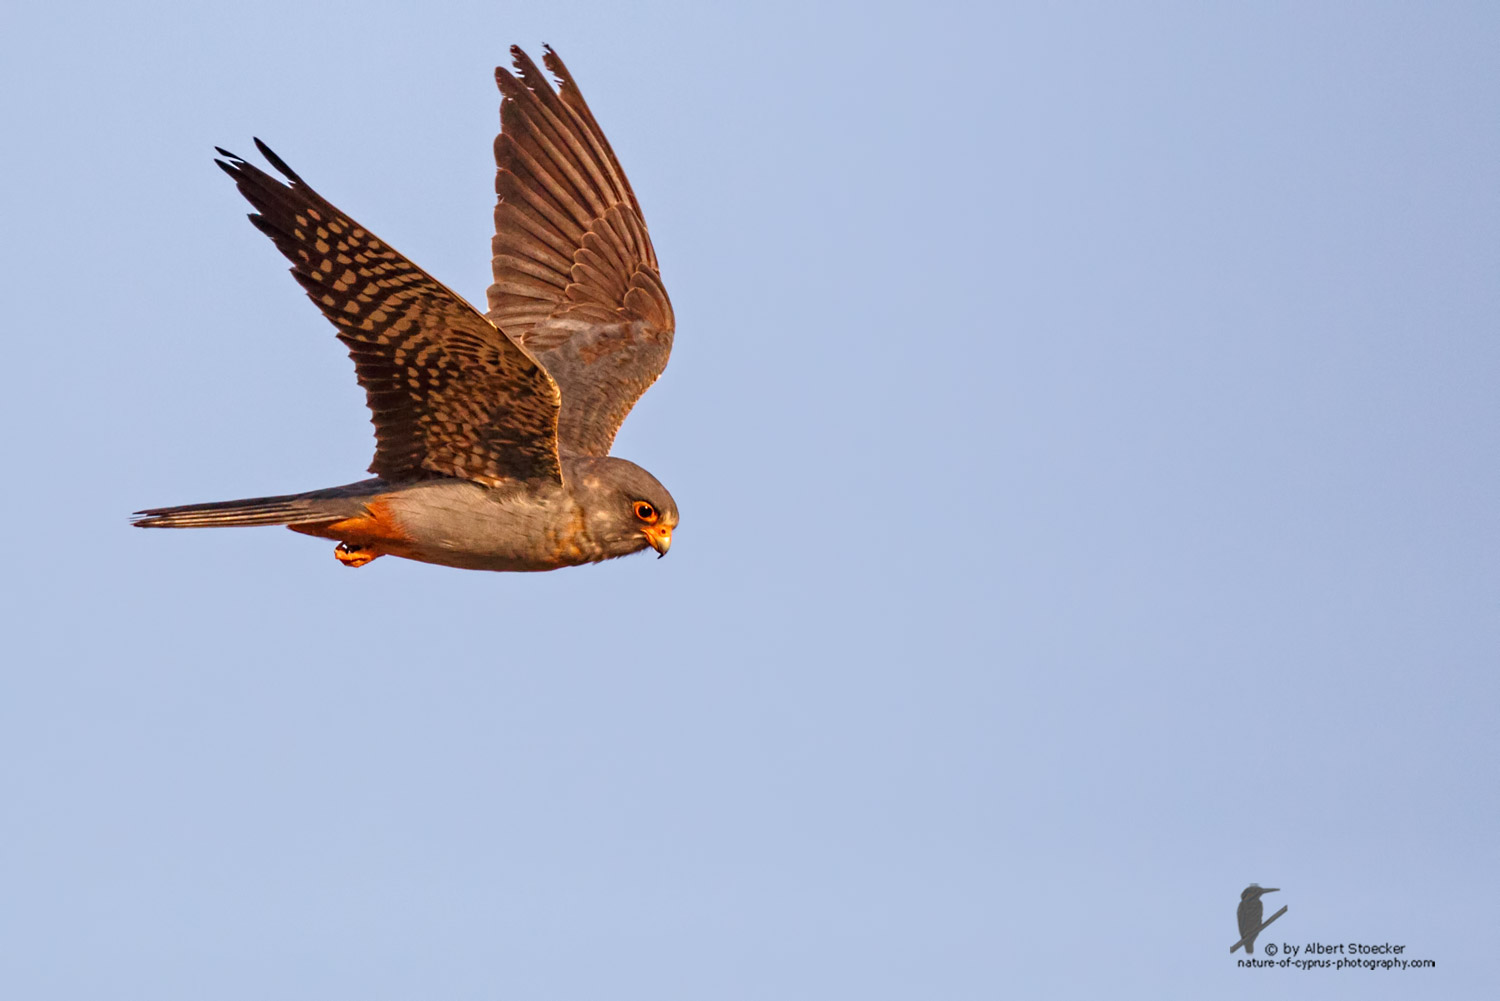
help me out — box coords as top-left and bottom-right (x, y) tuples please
(379, 480), (595, 572)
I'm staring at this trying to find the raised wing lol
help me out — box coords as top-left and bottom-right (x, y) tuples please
(487, 46), (674, 457)
(219, 141), (562, 487)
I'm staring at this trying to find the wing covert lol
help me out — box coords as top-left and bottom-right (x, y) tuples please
(219, 141), (562, 487)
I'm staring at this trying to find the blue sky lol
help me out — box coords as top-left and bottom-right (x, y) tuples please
(3, 1), (1497, 997)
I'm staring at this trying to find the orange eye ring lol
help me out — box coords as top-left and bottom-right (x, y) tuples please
(633, 501), (658, 523)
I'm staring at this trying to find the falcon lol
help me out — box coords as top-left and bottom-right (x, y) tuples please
(134, 46), (679, 572)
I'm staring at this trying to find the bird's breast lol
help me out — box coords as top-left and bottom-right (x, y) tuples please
(376, 478), (598, 571)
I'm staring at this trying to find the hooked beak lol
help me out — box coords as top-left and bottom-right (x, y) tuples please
(642, 523), (673, 558)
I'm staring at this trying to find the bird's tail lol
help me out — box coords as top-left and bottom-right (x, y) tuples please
(131, 486), (368, 529)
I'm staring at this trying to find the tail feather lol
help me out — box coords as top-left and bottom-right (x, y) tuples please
(132, 488), (364, 529)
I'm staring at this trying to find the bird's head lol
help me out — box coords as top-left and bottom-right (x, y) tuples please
(568, 456), (679, 560)
(1241, 885), (1279, 901)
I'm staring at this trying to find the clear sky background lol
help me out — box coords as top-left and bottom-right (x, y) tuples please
(2, 1), (1496, 997)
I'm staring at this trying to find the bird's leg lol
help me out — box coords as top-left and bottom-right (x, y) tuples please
(334, 541), (381, 567)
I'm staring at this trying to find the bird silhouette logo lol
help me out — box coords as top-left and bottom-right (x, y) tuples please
(1231, 884), (1287, 953)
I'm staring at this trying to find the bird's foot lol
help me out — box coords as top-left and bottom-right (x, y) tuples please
(334, 542), (380, 567)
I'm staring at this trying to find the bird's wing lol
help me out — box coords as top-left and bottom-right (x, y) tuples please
(218, 141), (563, 487)
(1237, 900), (1262, 940)
(486, 46), (674, 457)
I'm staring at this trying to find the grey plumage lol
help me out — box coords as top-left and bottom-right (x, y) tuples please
(134, 47), (680, 572)
(131, 482), (376, 529)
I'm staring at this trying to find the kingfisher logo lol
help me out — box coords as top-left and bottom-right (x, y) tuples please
(1231, 884), (1287, 954)
(1229, 884), (1436, 971)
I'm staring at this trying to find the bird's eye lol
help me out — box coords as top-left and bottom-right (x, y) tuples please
(633, 501), (657, 522)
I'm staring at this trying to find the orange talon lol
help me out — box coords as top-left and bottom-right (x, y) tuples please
(334, 542), (380, 567)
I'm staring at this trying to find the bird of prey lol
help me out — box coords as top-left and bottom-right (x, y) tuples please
(1236, 884), (1279, 954)
(134, 46), (678, 571)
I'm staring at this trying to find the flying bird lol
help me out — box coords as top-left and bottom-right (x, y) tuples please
(134, 46), (678, 571)
(1236, 884), (1279, 954)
